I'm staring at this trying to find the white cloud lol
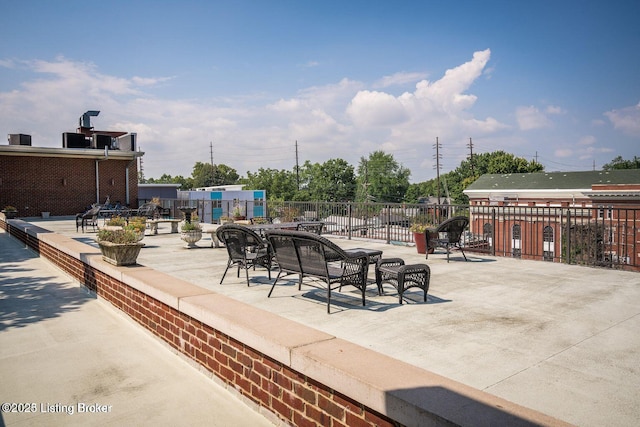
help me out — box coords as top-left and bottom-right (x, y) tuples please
(301, 61), (319, 68)
(515, 105), (553, 130)
(347, 90), (409, 127)
(578, 135), (596, 146)
(555, 148), (573, 158)
(604, 102), (640, 136)
(0, 50), (529, 182)
(545, 105), (565, 115)
(373, 72), (428, 88)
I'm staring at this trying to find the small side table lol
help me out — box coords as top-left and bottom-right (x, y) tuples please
(346, 248), (383, 265)
(375, 258), (431, 304)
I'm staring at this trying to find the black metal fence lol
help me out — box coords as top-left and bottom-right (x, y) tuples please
(141, 198), (639, 271)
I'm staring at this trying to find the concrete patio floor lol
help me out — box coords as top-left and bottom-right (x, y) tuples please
(6, 217), (640, 426)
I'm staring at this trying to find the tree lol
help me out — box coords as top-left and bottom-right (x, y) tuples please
(213, 164), (240, 185)
(603, 156), (640, 170)
(190, 162), (240, 188)
(298, 159), (356, 202)
(143, 173), (193, 190)
(356, 151), (410, 203)
(406, 151), (544, 204)
(242, 168), (298, 201)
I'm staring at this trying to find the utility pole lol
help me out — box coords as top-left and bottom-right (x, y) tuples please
(433, 137), (442, 204)
(467, 137), (475, 175)
(362, 159), (370, 201)
(138, 150), (144, 181)
(209, 141), (215, 185)
(295, 140), (300, 190)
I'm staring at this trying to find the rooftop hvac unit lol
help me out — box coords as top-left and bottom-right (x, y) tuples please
(116, 133), (136, 151)
(8, 134), (32, 146)
(62, 132), (89, 148)
(91, 134), (114, 150)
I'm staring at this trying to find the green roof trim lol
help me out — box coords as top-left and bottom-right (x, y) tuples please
(465, 170), (640, 191)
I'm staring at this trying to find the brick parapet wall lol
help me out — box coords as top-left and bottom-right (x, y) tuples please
(1, 217), (570, 427)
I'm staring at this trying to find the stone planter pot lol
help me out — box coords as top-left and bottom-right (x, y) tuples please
(1, 210), (18, 219)
(41, 212), (50, 218)
(97, 241), (145, 266)
(180, 230), (202, 249)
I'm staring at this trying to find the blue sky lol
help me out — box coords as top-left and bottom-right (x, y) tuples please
(1, 0), (638, 183)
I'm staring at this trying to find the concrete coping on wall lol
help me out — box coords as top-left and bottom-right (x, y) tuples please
(7, 218), (570, 426)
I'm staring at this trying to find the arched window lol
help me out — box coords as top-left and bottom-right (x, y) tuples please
(483, 223), (493, 248)
(543, 225), (554, 261)
(512, 224), (521, 258)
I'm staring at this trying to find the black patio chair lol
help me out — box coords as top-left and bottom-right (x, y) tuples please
(75, 206), (101, 232)
(296, 222), (324, 235)
(216, 224), (272, 286)
(426, 216), (469, 262)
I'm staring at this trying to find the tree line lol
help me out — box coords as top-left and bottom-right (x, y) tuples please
(140, 152), (637, 204)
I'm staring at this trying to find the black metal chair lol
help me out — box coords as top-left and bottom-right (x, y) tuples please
(296, 222), (324, 235)
(75, 206), (101, 232)
(426, 216), (469, 262)
(216, 224), (272, 286)
(137, 202), (160, 219)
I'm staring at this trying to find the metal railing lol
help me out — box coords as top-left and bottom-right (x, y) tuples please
(139, 198), (639, 271)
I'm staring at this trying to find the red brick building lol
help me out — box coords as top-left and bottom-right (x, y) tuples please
(463, 170), (640, 270)
(1, 140), (143, 217)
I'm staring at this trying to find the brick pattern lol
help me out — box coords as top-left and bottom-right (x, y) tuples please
(3, 221), (400, 427)
(0, 156), (139, 215)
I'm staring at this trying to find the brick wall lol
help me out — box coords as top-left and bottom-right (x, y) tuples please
(0, 155), (138, 216)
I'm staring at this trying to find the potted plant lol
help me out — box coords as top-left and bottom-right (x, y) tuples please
(180, 213), (202, 248)
(219, 215), (233, 224)
(96, 227), (145, 266)
(410, 216), (436, 254)
(125, 216), (147, 242)
(1, 205), (18, 219)
(232, 203), (245, 220)
(105, 216), (127, 227)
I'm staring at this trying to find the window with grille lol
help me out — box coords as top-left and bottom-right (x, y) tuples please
(543, 225), (554, 261)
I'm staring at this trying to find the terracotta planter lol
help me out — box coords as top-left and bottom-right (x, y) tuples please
(413, 232), (427, 254)
(180, 230), (202, 248)
(97, 241), (145, 266)
(413, 230), (436, 255)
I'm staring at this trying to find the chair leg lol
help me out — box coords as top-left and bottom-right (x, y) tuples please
(460, 246), (468, 261)
(220, 260), (232, 284)
(268, 272), (284, 297)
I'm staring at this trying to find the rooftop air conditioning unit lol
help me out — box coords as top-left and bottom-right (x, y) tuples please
(91, 134), (113, 150)
(62, 132), (89, 148)
(116, 133), (136, 151)
(8, 134), (32, 146)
